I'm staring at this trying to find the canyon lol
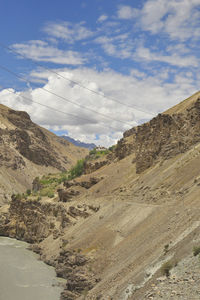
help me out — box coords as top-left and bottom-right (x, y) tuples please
(0, 91), (200, 299)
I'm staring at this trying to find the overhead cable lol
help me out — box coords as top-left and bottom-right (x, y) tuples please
(0, 42), (155, 116)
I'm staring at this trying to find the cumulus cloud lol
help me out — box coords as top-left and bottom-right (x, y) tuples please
(0, 67), (198, 146)
(43, 21), (94, 43)
(117, 1), (200, 41)
(12, 40), (86, 65)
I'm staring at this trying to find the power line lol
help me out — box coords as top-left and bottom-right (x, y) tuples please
(0, 42), (155, 116)
(0, 84), (127, 133)
(0, 63), (135, 127)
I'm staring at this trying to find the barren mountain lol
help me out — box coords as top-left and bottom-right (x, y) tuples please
(0, 91), (200, 300)
(0, 104), (88, 205)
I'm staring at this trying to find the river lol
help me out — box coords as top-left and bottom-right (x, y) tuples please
(0, 237), (63, 300)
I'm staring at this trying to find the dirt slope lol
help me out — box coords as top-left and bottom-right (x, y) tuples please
(0, 104), (88, 205)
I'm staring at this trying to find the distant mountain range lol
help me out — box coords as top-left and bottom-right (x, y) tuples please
(61, 135), (96, 150)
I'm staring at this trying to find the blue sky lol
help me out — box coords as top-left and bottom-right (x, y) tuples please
(0, 0), (200, 146)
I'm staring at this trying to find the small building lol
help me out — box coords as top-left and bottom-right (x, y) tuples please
(95, 146), (107, 151)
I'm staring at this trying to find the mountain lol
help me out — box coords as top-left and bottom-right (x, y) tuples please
(1, 91), (200, 300)
(61, 135), (96, 150)
(0, 104), (88, 205)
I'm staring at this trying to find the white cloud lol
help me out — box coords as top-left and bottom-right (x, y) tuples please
(94, 34), (133, 59)
(134, 45), (199, 67)
(0, 67), (198, 146)
(12, 40), (86, 65)
(97, 15), (108, 23)
(130, 69), (146, 79)
(43, 21), (94, 43)
(117, 5), (138, 19)
(118, 1), (200, 41)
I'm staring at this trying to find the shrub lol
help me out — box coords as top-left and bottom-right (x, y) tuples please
(193, 246), (200, 256)
(161, 261), (173, 277)
(40, 187), (54, 198)
(12, 193), (23, 201)
(164, 244), (169, 254)
(57, 172), (68, 184)
(68, 159), (85, 180)
(26, 189), (31, 196)
(47, 191), (55, 198)
(89, 148), (97, 155)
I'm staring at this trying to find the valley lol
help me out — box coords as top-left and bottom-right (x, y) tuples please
(0, 91), (200, 299)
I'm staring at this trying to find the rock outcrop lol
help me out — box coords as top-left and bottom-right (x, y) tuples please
(110, 95), (200, 174)
(83, 160), (108, 174)
(0, 194), (98, 299)
(135, 97), (200, 173)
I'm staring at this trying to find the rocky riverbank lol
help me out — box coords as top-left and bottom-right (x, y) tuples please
(0, 194), (100, 300)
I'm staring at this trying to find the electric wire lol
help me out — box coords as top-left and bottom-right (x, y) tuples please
(0, 84), (130, 133)
(0, 63), (135, 127)
(0, 42), (155, 116)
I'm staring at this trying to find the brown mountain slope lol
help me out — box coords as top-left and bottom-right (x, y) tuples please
(0, 104), (88, 205)
(164, 90), (200, 115)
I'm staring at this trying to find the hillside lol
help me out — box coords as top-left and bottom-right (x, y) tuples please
(0, 91), (200, 299)
(0, 104), (88, 205)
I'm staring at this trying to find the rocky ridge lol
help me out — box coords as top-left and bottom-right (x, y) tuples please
(112, 92), (200, 173)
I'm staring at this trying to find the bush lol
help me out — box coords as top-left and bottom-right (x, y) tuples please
(40, 187), (54, 198)
(89, 148), (97, 155)
(47, 191), (55, 198)
(164, 244), (169, 254)
(161, 261), (173, 277)
(26, 189), (31, 196)
(68, 159), (85, 180)
(57, 172), (68, 184)
(193, 246), (200, 256)
(12, 193), (23, 201)
(108, 145), (116, 152)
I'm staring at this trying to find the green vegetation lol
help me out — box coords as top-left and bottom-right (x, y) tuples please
(11, 146), (115, 202)
(68, 159), (85, 180)
(88, 147), (110, 160)
(193, 245), (200, 256)
(108, 145), (116, 152)
(39, 187), (55, 198)
(12, 193), (23, 200)
(163, 244), (169, 255)
(161, 261), (173, 277)
(26, 189), (31, 196)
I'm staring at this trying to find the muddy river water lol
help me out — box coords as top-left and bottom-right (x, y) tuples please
(0, 237), (62, 300)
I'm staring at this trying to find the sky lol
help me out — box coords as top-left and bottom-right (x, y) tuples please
(0, 0), (199, 146)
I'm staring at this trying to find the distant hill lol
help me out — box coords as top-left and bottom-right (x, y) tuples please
(61, 135), (96, 150)
(0, 104), (88, 205)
